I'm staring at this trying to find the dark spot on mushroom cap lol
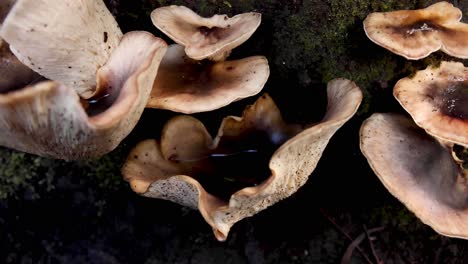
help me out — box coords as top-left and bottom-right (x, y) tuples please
(441, 82), (468, 120)
(427, 82), (468, 120)
(198, 26), (213, 36)
(103, 32), (108, 43)
(173, 131), (281, 201)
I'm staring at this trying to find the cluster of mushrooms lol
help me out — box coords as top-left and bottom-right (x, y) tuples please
(0, 0), (465, 241)
(362, 1), (468, 239)
(0, 0), (363, 241)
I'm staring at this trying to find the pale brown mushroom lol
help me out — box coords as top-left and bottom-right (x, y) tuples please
(360, 113), (468, 239)
(122, 78), (362, 241)
(393, 61), (467, 147)
(363, 1), (468, 59)
(0, 0), (123, 99)
(147, 44), (269, 113)
(0, 31), (167, 159)
(151, 5), (261, 61)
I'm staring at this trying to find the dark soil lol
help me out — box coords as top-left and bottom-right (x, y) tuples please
(1, 0), (468, 263)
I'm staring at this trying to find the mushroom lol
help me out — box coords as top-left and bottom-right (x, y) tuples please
(151, 5), (261, 61)
(0, 31), (167, 159)
(0, 0), (168, 159)
(0, 0), (123, 99)
(363, 1), (468, 59)
(147, 44), (269, 113)
(122, 78), (362, 241)
(360, 113), (468, 239)
(393, 61), (467, 147)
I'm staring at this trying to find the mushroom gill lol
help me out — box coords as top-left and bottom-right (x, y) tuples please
(122, 79), (362, 241)
(151, 5), (261, 61)
(147, 44), (269, 113)
(363, 1), (468, 59)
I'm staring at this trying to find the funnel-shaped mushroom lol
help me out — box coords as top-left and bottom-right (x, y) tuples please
(0, 0), (123, 99)
(360, 113), (468, 239)
(151, 5), (261, 61)
(147, 44), (269, 113)
(123, 79), (362, 241)
(363, 1), (468, 59)
(393, 61), (467, 147)
(0, 31), (167, 159)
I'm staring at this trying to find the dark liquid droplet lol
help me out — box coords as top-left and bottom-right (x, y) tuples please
(85, 93), (112, 116)
(172, 131), (279, 201)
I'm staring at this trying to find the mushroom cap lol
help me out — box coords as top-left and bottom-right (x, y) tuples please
(0, 31), (167, 159)
(0, 0), (122, 99)
(393, 61), (468, 147)
(360, 113), (468, 239)
(0, 39), (40, 93)
(147, 44), (269, 114)
(151, 5), (261, 61)
(363, 1), (468, 59)
(123, 78), (362, 241)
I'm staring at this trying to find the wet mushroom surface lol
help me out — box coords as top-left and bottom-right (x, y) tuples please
(167, 128), (281, 201)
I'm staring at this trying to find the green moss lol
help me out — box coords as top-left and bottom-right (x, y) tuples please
(0, 144), (127, 202)
(81, 144), (128, 192)
(0, 149), (55, 199)
(269, 0), (463, 117)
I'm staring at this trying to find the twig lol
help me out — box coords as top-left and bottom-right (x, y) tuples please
(341, 227), (385, 264)
(319, 208), (374, 264)
(364, 225), (385, 264)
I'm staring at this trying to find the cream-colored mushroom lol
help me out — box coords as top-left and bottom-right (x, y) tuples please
(393, 61), (467, 147)
(360, 113), (468, 239)
(0, 0), (122, 99)
(123, 78), (362, 241)
(0, 31), (167, 159)
(363, 1), (468, 59)
(147, 44), (269, 113)
(151, 5), (261, 61)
